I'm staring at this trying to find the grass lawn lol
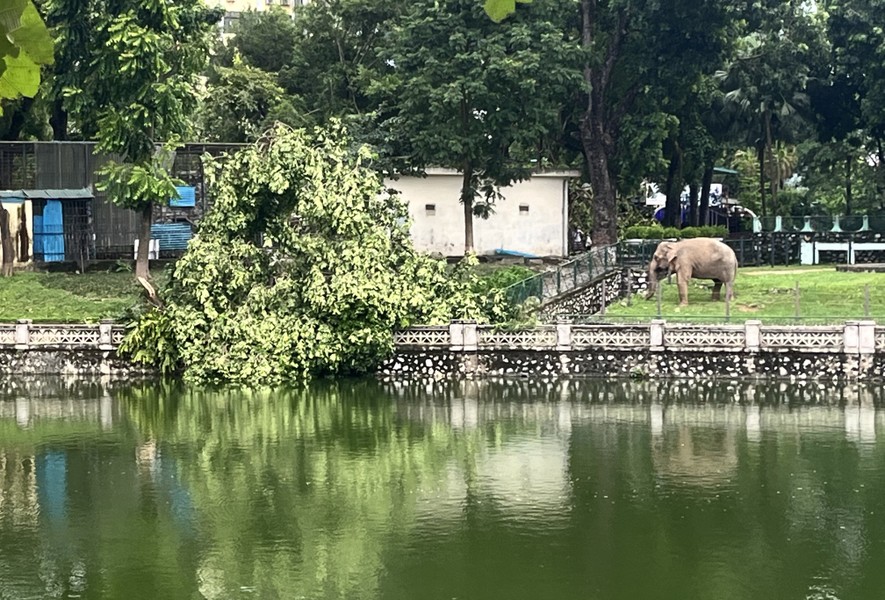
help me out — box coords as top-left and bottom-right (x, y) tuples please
(0, 269), (167, 323)
(601, 265), (885, 323)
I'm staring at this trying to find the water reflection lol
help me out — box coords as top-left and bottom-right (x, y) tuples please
(1, 378), (885, 599)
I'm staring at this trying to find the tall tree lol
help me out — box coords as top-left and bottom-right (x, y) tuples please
(199, 60), (307, 143)
(716, 2), (826, 216)
(64, 0), (220, 279)
(375, 0), (579, 254)
(278, 0), (406, 123)
(230, 7), (299, 74)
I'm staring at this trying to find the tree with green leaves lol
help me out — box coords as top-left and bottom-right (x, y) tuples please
(61, 0), (220, 280)
(0, 0), (53, 113)
(374, 0), (579, 254)
(198, 58), (307, 143)
(715, 2), (826, 216)
(229, 7), (299, 74)
(123, 123), (508, 383)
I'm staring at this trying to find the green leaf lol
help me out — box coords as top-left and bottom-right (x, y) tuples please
(483, 0), (531, 23)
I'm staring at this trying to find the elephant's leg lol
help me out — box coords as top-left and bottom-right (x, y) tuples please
(711, 279), (722, 301)
(676, 273), (690, 306)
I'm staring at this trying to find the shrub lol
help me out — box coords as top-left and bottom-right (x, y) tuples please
(623, 225), (727, 240)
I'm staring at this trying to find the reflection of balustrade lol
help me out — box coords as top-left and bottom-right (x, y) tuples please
(0, 320), (126, 350)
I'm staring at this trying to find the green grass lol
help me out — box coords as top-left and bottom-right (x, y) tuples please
(601, 265), (885, 323)
(0, 269), (167, 323)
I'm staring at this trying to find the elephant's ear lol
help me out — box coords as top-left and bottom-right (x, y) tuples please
(666, 247), (680, 269)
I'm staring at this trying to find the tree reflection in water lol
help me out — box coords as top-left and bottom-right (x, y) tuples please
(2, 378), (885, 599)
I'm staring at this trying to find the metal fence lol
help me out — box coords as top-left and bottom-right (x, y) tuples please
(502, 244), (620, 305)
(754, 215), (885, 233)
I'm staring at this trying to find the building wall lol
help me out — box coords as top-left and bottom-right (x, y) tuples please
(387, 170), (573, 258)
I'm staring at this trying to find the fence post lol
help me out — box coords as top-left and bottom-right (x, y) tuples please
(650, 319), (665, 350)
(656, 283), (663, 318)
(462, 321), (478, 352)
(15, 319), (31, 350)
(794, 282), (801, 320)
(556, 321), (572, 351)
(99, 319), (115, 350)
(449, 321), (465, 351)
(744, 320), (761, 352)
(864, 284), (871, 318)
(858, 320), (875, 355)
(600, 278), (607, 316)
(843, 320), (860, 355)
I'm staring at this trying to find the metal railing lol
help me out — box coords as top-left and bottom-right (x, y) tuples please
(502, 244), (620, 305)
(754, 215), (885, 233)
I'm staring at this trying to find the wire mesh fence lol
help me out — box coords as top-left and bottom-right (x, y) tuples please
(502, 244), (620, 305)
(565, 281), (885, 325)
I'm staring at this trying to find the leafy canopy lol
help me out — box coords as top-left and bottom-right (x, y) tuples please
(123, 123), (508, 384)
(0, 0), (53, 113)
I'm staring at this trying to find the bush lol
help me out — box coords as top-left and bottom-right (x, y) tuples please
(623, 225), (727, 240)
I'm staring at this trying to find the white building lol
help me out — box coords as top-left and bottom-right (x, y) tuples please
(387, 169), (578, 258)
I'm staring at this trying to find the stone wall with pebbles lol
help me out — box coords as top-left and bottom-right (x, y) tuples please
(542, 268), (649, 318)
(0, 349), (152, 377)
(379, 348), (882, 381)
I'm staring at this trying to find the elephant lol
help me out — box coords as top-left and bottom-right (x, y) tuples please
(644, 238), (738, 306)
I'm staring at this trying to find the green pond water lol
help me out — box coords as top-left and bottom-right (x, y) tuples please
(1, 378), (885, 600)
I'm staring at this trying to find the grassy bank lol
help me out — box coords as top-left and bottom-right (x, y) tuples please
(602, 266), (885, 323)
(0, 270), (164, 322)
(3, 263), (884, 324)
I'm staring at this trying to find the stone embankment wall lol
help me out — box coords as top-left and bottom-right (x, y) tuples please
(380, 320), (885, 381)
(0, 320), (150, 376)
(541, 268), (647, 318)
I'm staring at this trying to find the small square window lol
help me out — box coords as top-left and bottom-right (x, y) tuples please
(519, 204), (530, 215)
(425, 203), (436, 216)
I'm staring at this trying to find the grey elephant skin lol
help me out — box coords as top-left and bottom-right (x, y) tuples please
(644, 238), (738, 306)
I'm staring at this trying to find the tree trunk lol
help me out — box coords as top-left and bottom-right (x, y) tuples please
(764, 111), (777, 215)
(0, 207), (14, 277)
(50, 99), (68, 141)
(663, 140), (683, 228)
(579, 0), (624, 247)
(758, 141), (767, 217)
(688, 182), (699, 227)
(845, 154), (853, 215)
(460, 166), (474, 255)
(699, 164), (714, 226)
(135, 202), (153, 280)
(580, 121), (618, 245)
(16, 204), (29, 262)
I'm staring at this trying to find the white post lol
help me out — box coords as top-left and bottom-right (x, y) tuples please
(462, 321), (478, 352)
(844, 320), (860, 354)
(449, 321), (464, 351)
(650, 319), (665, 350)
(744, 320), (761, 352)
(556, 321), (572, 351)
(858, 320), (875, 355)
(99, 319), (115, 350)
(15, 319), (31, 350)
